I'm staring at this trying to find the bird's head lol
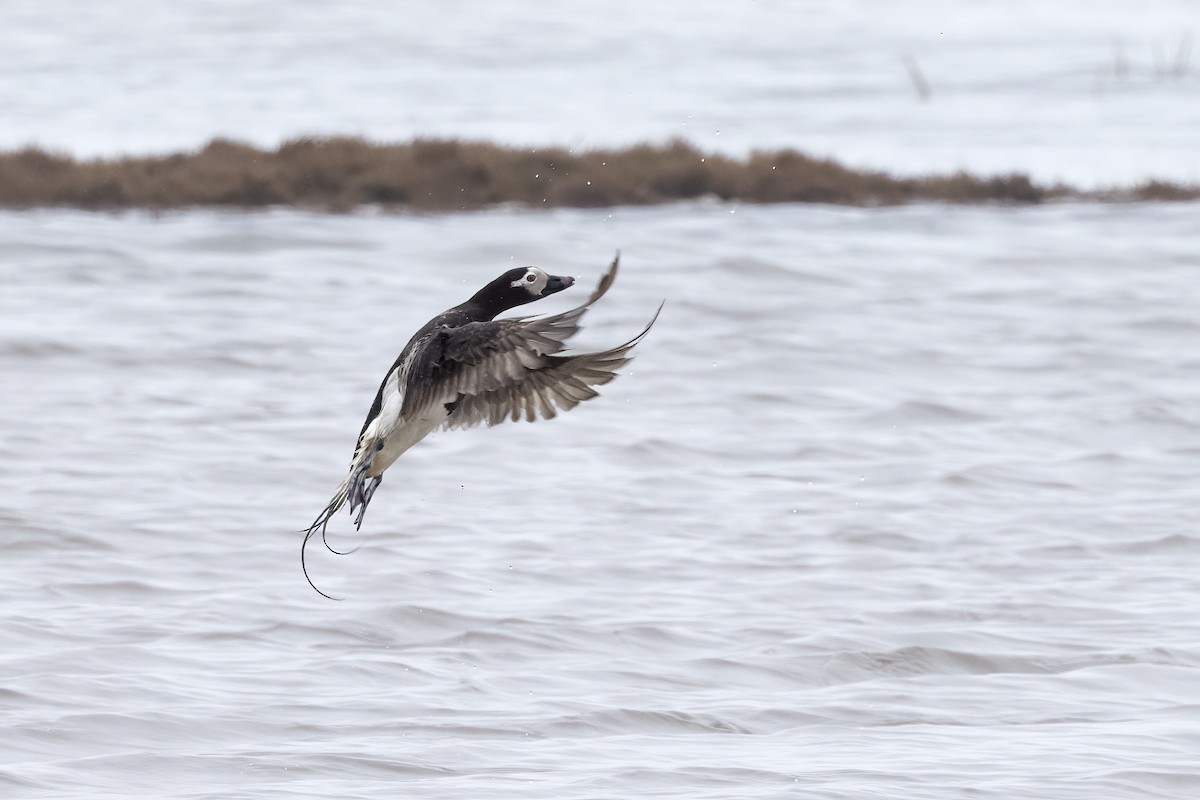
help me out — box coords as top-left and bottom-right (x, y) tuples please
(476, 266), (575, 312)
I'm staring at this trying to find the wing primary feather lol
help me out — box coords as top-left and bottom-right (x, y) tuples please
(582, 253), (620, 308)
(440, 299), (662, 431)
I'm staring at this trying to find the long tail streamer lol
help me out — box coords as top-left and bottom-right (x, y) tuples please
(301, 450), (383, 600)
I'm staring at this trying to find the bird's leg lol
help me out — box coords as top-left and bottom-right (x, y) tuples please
(354, 475), (382, 530)
(345, 439), (383, 516)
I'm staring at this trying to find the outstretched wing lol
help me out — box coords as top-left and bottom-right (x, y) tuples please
(398, 256), (659, 430)
(447, 307), (659, 429)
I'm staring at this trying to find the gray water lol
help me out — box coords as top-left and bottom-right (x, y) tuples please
(2, 202), (1199, 798)
(4, 0), (1200, 796)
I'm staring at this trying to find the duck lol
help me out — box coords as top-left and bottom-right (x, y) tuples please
(303, 254), (660, 597)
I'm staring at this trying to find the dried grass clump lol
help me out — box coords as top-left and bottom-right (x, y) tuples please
(1128, 179), (1200, 202)
(0, 137), (1196, 210)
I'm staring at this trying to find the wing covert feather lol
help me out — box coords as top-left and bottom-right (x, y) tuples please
(443, 302), (661, 430)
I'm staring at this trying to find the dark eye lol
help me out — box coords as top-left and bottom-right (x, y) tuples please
(526, 274), (536, 283)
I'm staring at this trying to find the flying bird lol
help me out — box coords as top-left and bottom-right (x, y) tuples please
(303, 255), (659, 597)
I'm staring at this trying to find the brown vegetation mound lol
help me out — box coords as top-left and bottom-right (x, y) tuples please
(0, 137), (1194, 211)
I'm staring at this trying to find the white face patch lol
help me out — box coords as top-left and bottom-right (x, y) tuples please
(510, 267), (549, 296)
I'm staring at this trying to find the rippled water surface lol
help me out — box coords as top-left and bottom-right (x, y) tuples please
(2, 203), (1198, 798)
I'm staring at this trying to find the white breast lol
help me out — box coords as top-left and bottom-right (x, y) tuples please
(369, 411), (444, 476)
(360, 367), (449, 477)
